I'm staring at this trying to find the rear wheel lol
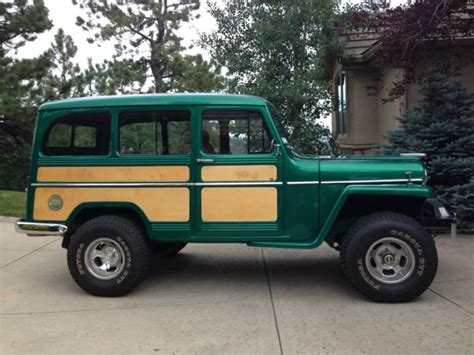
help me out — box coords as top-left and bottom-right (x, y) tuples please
(340, 212), (438, 302)
(67, 215), (152, 297)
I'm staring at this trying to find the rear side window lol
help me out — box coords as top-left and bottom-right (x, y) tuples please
(43, 112), (111, 156)
(119, 110), (191, 155)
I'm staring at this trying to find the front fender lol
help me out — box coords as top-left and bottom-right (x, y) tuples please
(249, 184), (435, 249)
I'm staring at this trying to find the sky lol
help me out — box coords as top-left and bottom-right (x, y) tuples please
(15, 0), (408, 129)
(16, 0), (407, 66)
(16, 0), (216, 65)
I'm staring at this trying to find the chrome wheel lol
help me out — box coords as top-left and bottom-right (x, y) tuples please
(365, 237), (416, 284)
(84, 238), (126, 280)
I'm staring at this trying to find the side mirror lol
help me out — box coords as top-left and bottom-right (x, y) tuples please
(271, 139), (281, 156)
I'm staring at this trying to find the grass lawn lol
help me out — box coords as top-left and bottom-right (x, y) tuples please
(0, 190), (26, 217)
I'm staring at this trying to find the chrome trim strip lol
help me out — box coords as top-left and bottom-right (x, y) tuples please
(195, 181), (282, 186)
(31, 179), (423, 187)
(31, 182), (194, 187)
(287, 181), (319, 185)
(31, 181), (282, 187)
(320, 178), (423, 185)
(400, 153), (426, 158)
(15, 220), (68, 236)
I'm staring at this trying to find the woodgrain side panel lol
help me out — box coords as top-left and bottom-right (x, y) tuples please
(201, 165), (277, 182)
(34, 187), (189, 222)
(201, 187), (277, 222)
(37, 166), (189, 182)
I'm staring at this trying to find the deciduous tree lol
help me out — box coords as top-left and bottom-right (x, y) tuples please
(336, 0), (474, 101)
(202, 0), (341, 154)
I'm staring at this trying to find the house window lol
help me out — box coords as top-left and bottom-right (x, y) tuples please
(335, 71), (348, 135)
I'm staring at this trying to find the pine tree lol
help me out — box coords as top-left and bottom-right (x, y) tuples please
(73, 0), (223, 93)
(384, 71), (474, 231)
(42, 29), (82, 100)
(0, 0), (53, 191)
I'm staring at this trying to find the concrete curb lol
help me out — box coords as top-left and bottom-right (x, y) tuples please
(0, 216), (19, 222)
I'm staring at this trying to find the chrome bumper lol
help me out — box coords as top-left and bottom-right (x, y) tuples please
(15, 219), (68, 236)
(420, 199), (455, 231)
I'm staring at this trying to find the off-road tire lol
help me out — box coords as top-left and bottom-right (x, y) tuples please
(153, 242), (187, 257)
(67, 215), (152, 297)
(340, 212), (437, 302)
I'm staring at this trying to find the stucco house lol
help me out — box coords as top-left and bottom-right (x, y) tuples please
(329, 1), (474, 154)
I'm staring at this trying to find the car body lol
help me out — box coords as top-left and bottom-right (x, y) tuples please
(15, 93), (454, 301)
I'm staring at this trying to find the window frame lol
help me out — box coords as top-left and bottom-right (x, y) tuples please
(41, 112), (112, 157)
(335, 71), (348, 136)
(117, 108), (192, 157)
(200, 109), (274, 156)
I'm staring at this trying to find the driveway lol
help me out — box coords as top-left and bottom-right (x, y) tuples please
(1, 218), (472, 354)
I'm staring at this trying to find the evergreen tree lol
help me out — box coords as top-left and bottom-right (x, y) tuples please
(73, 0), (223, 93)
(73, 58), (147, 96)
(42, 29), (82, 100)
(383, 72), (474, 231)
(0, 0), (53, 191)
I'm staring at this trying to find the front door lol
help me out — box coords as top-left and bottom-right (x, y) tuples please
(193, 106), (284, 240)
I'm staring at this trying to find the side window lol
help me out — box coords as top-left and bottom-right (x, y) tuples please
(119, 110), (190, 155)
(202, 111), (272, 155)
(43, 112), (111, 156)
(47, 123), (72, 147)
(74, 126), (96, 148)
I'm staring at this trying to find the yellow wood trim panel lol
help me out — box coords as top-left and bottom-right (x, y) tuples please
(37, 166), (189, 182)
(34, 187), (189, 222)
(201, 165), (277, 182)
(201, 187), (277, 222)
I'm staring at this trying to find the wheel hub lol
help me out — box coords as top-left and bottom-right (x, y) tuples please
(365, 237), (416, 284)
(383, 253), (395, 265)
(84, 238), (126, 280)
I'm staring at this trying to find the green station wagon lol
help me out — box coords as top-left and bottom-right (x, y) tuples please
(15, 94), (454, 302)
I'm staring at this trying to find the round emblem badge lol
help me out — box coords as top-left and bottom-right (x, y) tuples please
(48, 195), (64, 211)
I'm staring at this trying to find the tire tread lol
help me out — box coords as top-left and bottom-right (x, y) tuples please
(67, 215), (152, 297)
(340, 211), (436, 302)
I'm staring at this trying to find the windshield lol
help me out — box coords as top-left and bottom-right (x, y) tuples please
(267, 102), (334, 157)
(267, 103), (300, 155)
(267, 104), (290, 143)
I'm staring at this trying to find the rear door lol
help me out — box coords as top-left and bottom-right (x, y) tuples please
(194, 106), (284, 240)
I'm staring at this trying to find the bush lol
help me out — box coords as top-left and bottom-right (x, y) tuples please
(0, 136), (31, 192)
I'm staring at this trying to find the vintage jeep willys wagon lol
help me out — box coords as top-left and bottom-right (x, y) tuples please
(16, 94), (453, 301)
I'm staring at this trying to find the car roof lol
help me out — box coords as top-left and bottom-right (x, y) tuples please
(38, 93), (268, 111)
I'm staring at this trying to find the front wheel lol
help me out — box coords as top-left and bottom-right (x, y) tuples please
(340, 212), (438, 302)
(67, 215), (152, 297)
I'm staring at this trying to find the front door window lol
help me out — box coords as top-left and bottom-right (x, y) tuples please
(201, 111), (272, 155)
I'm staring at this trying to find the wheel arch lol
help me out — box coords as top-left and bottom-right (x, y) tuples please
(62, 202), (151, 248)
(323, 185), (434, 247)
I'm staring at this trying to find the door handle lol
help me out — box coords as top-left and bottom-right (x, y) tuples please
(197, 158), (215, 164)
